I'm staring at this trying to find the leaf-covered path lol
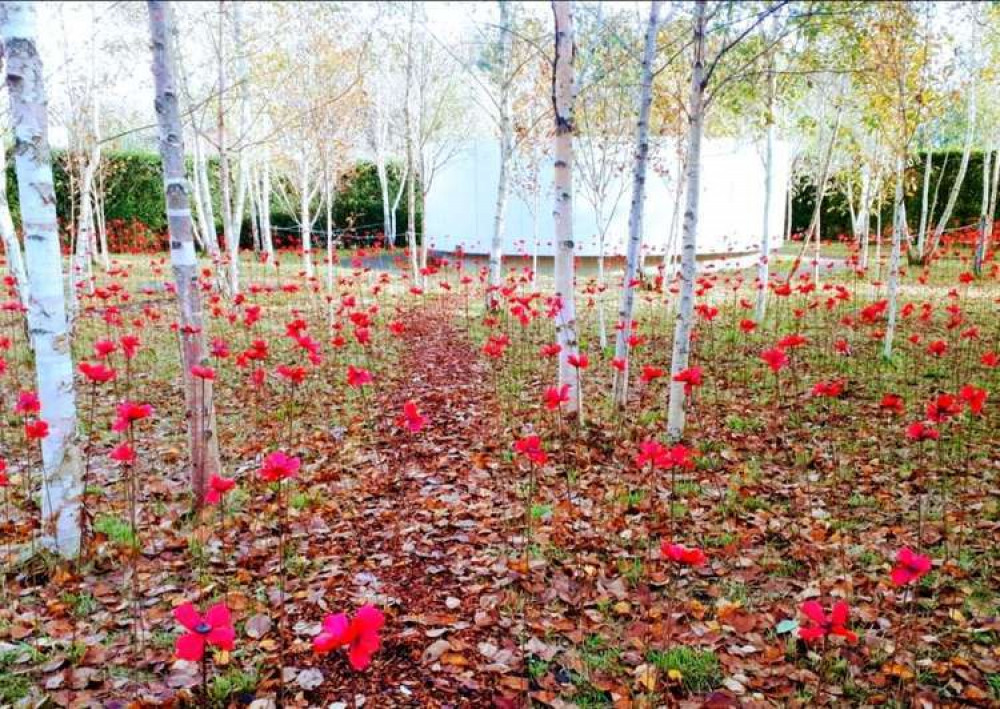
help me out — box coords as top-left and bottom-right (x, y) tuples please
(334, 301), (520, 706)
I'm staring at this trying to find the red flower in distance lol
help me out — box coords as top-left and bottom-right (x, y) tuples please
(24, 419), (49, 440)
(397, 400), (427, 433)
(890, 547), (931, 587)
(112, 401), (154, 432)
(79, 362), (117, 383)
(347, 365), (373, 389)
(661, 542), (706, 566)
(543, 384), (571, 411)
(313, 604), (385, 671)
(173, 601), (235, 661)
(880, 393), (905, 415)
(260, 451), (300, 482)
(567, 353), (589, 370)
(110, 442), (136, 464)
(205, 474), (236, 505)
(514, 435), (547, 466)
(14, 391), (40, 416)
(798, 601), (856, 643)
(672, 366), (702, 393)
(191, 365), (216, 380)
(760, 347), (789, 373)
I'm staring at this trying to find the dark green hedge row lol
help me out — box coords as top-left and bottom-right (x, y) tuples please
(792, 151), (991, 239)
(4, 150), (419, 248)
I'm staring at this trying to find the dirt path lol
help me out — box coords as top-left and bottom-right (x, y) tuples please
(333, 301), (520, 706)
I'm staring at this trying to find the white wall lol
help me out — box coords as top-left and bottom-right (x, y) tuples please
(425, 137), (790, 259)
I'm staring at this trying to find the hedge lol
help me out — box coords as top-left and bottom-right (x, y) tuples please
(791, 150), (991, 239)
(4, 150), (420, 250)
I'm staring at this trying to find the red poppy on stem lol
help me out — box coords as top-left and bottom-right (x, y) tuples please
(540, 343), (561, 359)
(260, 451), (301, 482)
(313, 604), (385, 671)
(567, 353), (589, 370)
(760, 347), (789, 373)
(173, 602), (236, 661)
(80, 362), (117, 383)
(347, 365), (373, 389)
(397, 400), (427, 432)
(660, 542), (706, 566)
(205, 475), (236, 505)
(880, 393), (905, 415)
(191, 365), (216, 381)
(672, 366), (702, 393)
(24, 419), (49, 440)
(275, 364), (306, 386)
(905, 421), (939, 441)
(514, 435), (547, 466)
(14, 391), (40, 416)
(543, 384), (571, 411)
(958, 385), (988, 416)
(798, 601), (857, 643)
(112, 401), (154, 432)
(640, 365), (665, 384)
(890, 547), (931, 586)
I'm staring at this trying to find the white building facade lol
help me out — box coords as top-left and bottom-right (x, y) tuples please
(425, 137), (791, 261)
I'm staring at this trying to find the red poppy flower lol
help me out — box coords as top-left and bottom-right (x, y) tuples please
(514, 435), (547, 466)
(120, 334), (141, 360)
(567, 353), (589, 370)
(798, 601), (856, 643)
(94, 339), (116, 359)
(661, 542), (706, 566)
(981, 352), (999, 368)
(173, 601), (235, 661)
(905, 421), (939, 441)
(777, 333), (808, 349)
(191, 365), (216, 381)
(543, 384), (571, 411)
(205, 475), (236, 505)
(110, 442), (136, 464)
(634, 365), (662, 385)
(811, 379), (844, 398)
(540, 343), (561, 359)
(760, 347), (789, 373)
(958, 385), (988, 416)
(260, 451), (300, 482)
(397, 400), (427, 432)
(210, 338), (230, 359)
(24, 419), (49, 440)
(879, 393), (904, 415)
(890, 547), (931, 586)
(313, 604), (385, 671)
(14, 391), (40, 416)
(79, 362), (117, 383)
(926, 339), (948, 357)
(112, 401), (154, 432)
(925, 394), (961, 422)
(672, 366), (702, 393)
(276, 364), (306, 385)
(347, 365), (373, 389)
(739, 319), (757, 333)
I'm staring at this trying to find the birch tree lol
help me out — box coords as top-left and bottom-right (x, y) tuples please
(0, 138), (29, 304)
(147, 0), (221, 508)
(665, 1), (788, 439)
(551, 0), (581, 418)
(612, 0), (660, 408)
(487, 0), (514, 308)
(1, 0), (83, 556)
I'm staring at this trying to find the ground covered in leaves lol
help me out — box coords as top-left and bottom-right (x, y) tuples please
(1, 247), (999, 707)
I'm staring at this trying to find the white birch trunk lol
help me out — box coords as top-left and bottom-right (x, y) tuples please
(147, 0), (220, 508)
(883, 156), (905, 359)
(665, 0), (706, 440)
(613, 0), (660, 407)
(260, 161), (274, 267)
(300, 156), (313, 278)
(974, 149), (991, 275)
(1, 0), (82, 556)
(924, 92), (975, 261)
(754, 54), (776, 323)
(552, 0), (581, 417)
(916, 150), (931, 254)
(488, 0), (513, 308)
(0, 139), (29, 305)
(403, 2), (420, 285)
